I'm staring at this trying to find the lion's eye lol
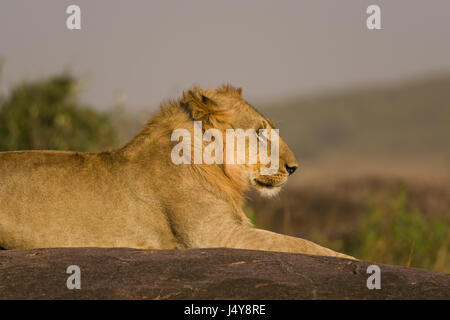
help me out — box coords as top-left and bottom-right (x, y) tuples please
(256, 128), (264, 139)
(256, 128), (269, 142)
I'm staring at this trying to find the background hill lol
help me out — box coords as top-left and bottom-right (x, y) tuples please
(260, 74), (450, 163)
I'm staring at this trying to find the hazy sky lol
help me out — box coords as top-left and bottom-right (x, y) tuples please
(1, 0), (450, 110)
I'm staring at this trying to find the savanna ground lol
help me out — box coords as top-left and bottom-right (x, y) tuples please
(1, 70), (449, 273)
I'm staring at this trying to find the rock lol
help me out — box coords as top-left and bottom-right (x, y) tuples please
(0, 247), (448, 299)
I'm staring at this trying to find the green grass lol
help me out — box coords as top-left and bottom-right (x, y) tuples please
(311, 187), (449, 273)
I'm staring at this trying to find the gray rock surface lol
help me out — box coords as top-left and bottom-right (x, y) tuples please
(0, 247), (448, 299)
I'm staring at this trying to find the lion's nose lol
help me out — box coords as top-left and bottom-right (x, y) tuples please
(285, 164), (297, 175)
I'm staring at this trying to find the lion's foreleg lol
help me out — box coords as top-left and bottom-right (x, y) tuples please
(223, 226), (356, 260)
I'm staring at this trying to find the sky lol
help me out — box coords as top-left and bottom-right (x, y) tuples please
(1, 0), (450, 110)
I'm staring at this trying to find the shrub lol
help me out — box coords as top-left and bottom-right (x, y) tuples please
(0, 72), (117, 152)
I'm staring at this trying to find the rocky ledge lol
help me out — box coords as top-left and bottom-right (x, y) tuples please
(0, 247), (448, 299)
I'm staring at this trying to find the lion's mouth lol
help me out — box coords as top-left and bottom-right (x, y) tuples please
(253, 177), (288, 189)
(252, 178), (287, 198)
(254, 179), (275, 188)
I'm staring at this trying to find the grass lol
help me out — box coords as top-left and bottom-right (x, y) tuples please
(311, 187), (449, 273)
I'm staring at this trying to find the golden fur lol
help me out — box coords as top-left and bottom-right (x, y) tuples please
(0, 85), (354, 259)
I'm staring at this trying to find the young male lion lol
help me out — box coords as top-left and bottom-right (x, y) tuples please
(0, 85), (354, 259)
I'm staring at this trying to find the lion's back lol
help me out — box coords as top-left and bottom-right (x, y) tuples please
(0, 151), (111, 248)
(0, 150), (178, 250)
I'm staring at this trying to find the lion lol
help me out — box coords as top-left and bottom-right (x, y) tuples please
(0, 85), (354, 259)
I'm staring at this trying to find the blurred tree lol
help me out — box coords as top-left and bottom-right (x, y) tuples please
(0, 71), (118, 152)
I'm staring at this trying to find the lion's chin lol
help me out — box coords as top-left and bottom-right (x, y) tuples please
(257, 185), (282, 198)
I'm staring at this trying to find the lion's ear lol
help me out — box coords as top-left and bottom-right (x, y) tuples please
(189, 91), (217, 121)
(183, 90), (229, 128)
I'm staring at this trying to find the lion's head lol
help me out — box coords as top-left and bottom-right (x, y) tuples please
(179, 85), (298, 198)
